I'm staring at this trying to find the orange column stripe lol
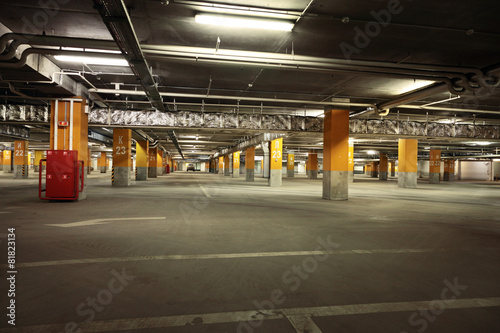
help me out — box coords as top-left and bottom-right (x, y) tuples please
(323, 109), (349, 172)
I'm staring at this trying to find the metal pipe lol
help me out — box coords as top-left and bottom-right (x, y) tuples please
(54, 101), (59, 150)
(88, 88), (374, 108)
(69, 100), (74, 150)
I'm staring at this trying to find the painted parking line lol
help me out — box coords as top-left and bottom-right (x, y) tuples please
(2, 297), (499, 333)
(199, 185), (212, 197)
(45, 217), (166, 228)
(9, 247), (459, 268)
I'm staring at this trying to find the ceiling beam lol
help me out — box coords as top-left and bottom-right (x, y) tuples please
(92, 0), (184, 158)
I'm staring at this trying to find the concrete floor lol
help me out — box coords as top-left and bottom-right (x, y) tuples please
(0, 171), (499, 332)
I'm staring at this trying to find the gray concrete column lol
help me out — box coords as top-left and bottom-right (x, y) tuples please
(246, 169), (254, 181)
(262, 142), (270, 178)
(148, 166), (157, 178)
(323, 171), (348, 200)
(13, 165), (28, 179)
(113, 166), (130, 187)
(136, 167), (147, 181)
(287, 168), (294, 178)
(269, 169), (282, 187)
(398, 172), (417, 188)
(100, 166), (107, 173)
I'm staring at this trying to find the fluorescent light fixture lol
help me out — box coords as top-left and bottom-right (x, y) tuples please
(396, 80), (435, 94)
(366, 150), (377, 155)
(54, 55), (128, 67)
(195, 14), (294, 31)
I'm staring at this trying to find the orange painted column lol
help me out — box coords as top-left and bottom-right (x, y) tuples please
(224, 155), (230, 176)
(136, 140), (149, 180)
(348, 143), (354, 182)
(98, 152), (107, 173)
(50, 98), (89, 198)
(232, 151), (240, 178)
(443, 159), (455, 181)
(287, 152), (295, 178)
(308, 150), (318, 179)
(148, 147), (158, 178)
(112, 128), (132, 186)
(157, 149), (164, 176)
(13, 141), (29, 179)
(218, 156), (224, 175)
(323, 107), (349, 200)
(87, 148), (92, 174)
(379, 153), (388, 180)
(0, 150), (3, 172)
(398, 139), (418, 188)
(429, 149), (441, 184)
(246, 147), (255, 181)
(269, 138), (283, 187)
(34, 150), (45, 173)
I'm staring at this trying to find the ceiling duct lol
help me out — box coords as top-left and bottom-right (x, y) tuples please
(92, 0), (183, 158)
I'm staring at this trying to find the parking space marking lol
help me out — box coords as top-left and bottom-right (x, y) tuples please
(199, 185), (212, 197)
(2, 297), (499, 333)
(45, 217), (166, 228)
(8, 247), (466, 268)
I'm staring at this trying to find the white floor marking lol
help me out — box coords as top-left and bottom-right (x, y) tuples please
(2, 297), (499, 333)
(45, 217), (166, 228)
(11, 247), (454, 268)
(286, 314), (323, 333)
(199, 185), (212, 197)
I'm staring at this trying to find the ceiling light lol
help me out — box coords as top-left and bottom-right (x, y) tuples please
(196, 135), (199, 140)
(195, 14), (294, 32)
(54, 55), (128, 66)
(366, 150), (377, 155)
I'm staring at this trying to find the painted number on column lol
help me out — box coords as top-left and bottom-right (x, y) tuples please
(15, 149), (24, 157)
(115, 146), (126, 154)
(272, 140), (281, 160)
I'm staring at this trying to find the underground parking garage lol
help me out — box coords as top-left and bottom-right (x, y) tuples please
(1, 1), (500, 332)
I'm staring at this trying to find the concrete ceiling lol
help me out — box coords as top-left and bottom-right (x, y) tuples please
(0, 0), (500, 159)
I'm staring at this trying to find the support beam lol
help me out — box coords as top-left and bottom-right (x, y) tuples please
(323, 108), (349, 201)
(398, 139), (418, 188)
(379, 153), (388, 181)
(308, 150), (318, 179)
(232, 151), (240, 178)
(148, 147), (158, 178)
(224, 155), (230, 176)
(444, 159), (455, 181)
(99, 152), (107, 173)
(13, 141), (28, 179)
(269, 138), (283, 187)
(246, 147), (255, 182)
(112, 128), (131, 187)
(429, 149), (441, 184)
(323, 107), (349, 200)
(136, 140), (148, 181)
(348, 143), (354, 182)
(287, 152), (295, 178)
(218, 156), (224, 175)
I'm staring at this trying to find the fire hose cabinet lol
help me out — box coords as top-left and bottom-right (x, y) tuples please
(39, 150), (84, 201)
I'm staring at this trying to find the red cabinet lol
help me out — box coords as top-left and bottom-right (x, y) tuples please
(39, 150), (84, 200)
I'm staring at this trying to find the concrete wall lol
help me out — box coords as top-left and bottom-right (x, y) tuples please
(494, 161), (500, 180)
(459, 161), (491, 180)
